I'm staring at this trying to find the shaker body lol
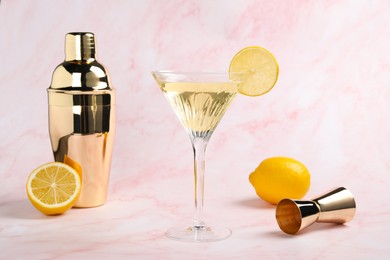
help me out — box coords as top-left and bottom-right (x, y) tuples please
(48, 91), (115, 207)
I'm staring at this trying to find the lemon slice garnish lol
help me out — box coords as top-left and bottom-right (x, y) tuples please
(229, 46), (279, 96)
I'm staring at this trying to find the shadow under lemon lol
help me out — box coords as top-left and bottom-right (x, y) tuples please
(234, 197), (275, 209)
(1, 200), (51, 219)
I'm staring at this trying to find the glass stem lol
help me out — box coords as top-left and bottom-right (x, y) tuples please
(191, 137), (208, 229)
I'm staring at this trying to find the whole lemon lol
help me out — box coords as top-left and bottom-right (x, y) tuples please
(249, 157), (310, 205)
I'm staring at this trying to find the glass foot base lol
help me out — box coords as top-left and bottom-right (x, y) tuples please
(165, 225), (231, 242)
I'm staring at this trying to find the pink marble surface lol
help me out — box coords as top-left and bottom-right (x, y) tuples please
(1, 0), (390, 258)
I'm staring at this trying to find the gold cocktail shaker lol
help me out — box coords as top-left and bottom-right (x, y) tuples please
(47, 32), (115, 207)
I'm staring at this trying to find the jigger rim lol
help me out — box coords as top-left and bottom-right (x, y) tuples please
(275, 199), (305, 234)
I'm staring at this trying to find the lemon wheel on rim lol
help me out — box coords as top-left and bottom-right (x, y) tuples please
(229, 46), (279, 96)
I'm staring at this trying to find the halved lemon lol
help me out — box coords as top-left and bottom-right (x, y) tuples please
(26, 162), (81, 215)
(229, 46), (279, 96)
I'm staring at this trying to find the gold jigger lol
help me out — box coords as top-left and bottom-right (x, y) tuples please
(275, 187), (356, 234)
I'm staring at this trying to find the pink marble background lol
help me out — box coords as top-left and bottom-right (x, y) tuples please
(1, 0), (390, 258)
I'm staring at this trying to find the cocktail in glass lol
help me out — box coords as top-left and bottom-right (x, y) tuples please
(152, 71), (240, 242)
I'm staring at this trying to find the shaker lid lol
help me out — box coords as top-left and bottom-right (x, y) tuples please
(65, 32), (95, 62)
(49, 32), (112, 91)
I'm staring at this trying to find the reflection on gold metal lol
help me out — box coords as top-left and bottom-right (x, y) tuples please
(48, 32), (115, 208)
(275, 187), (356, 234)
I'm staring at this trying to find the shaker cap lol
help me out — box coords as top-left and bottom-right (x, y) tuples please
(65, 32), (95, 62)
(49, 32), (112, 91)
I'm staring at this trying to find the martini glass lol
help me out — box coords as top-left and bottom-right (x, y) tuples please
(152, 71), (240, 242)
